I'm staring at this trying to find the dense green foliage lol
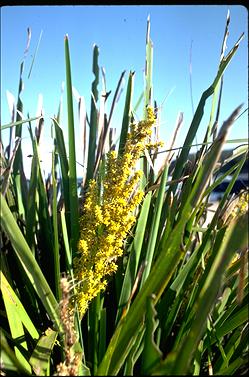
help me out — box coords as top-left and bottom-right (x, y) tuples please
(0, 13), (248, 376)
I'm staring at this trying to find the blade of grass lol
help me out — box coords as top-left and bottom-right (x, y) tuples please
(140, 163), (168, 286)
(12, 29), (32, 220)
(116, 191), (152, 324)
(141, 295), (163, 375)
(5, 89), (16, 160)
(216, 358), (246, 375)
(97, 200), (192, 375)
(218, 323), (249, 373)
(123, 326), (145, 375)
(28, 124), (55, 290)
(52, 118), (71, 234)
(25, 124), (38, 252)
(28, 29), (43, 79)
(141, 15), (153, 181)
(0, 271), (40, 340)
(86, 44), (99, 183)
(98, 308), (107, 363)
(29, 327), (58, 376)
(64, 35), (79, 257)
(189, 105), (243, 209)
(118, 71), (135, 157)
(52, 145), (60, 301)
(88, 293), (101, 375)
(167, 214), (248, 375)
(116, 192), (152, 324)
(1, 272), (33, 372)
(0, 193), (61, 331)
(0, 330), (31, 375)
(199, 10), (230, 154)
(60, 205), (72, 271)
(107, 70), (126, 128)
(208, 304), (248, 346)
(167, 33), (244, 197)
(1, 137), (21, 197)
(1, 116), (42, 130)
(144, 14), (153, 111)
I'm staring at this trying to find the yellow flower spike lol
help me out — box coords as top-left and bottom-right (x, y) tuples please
(73, 106), (158, 317)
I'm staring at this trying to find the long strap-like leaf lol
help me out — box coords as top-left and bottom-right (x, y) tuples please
(64, 35), (79, 257)
(0, 193), (61, 331)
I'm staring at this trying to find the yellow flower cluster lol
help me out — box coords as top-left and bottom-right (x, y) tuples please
(73, 106), (157, 316)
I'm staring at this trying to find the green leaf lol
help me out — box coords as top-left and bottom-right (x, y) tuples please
(1, 116), (42, 130)
(52, 146), (60, 301)
(141, 164), (168, 285)
(12, 31), (32, 221)
(141, 295), (163, 375)
(1, 137), (21, 197)
(107, 70), (126, 128)
(26, 125), (38, 250)
(118, 71), (134, 157)
(213, 328), (242, 373)
(211, 304), (248, 343)
(216, 357), (246, 375)
(1, 272), (33, 372)
(64, 34), (79, 257)
(98, 308), (107, 363)
(141, 15), (153, 181)
(0, 329), (31, 375)
(123, 326), (145, 376)
(166, 213), (248, 375)
(97, 200), (191, 375)
(28, 30), (43, 79)
(29, 328), (58, 376)
(144, 15), (153, 110)
(0, 271), (39, 340)
(116, 191), (152, 323)
(52, 118), (70, 234)
(197, 108), (242, 202)
(30, 127), (55, 288)
(86, 44), (99, 183)
(60, 205), (72, 271)
(168, 33), (244, 196)
(0, 193), (61, 331)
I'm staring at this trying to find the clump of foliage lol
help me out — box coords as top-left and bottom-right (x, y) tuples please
(0, 12), (248, 376)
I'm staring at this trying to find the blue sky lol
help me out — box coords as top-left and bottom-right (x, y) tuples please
(1, 5), (248, 177)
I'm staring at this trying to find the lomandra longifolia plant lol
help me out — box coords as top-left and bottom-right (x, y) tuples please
(0, 12), (248, 376)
